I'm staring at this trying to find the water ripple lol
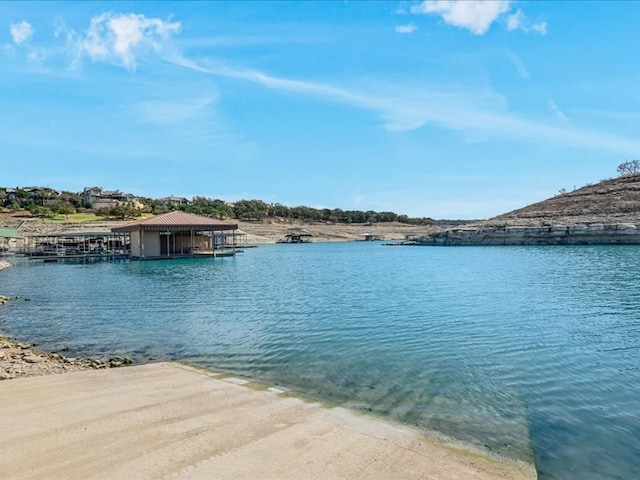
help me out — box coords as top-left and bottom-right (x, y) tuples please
(3, 244), (640, 478)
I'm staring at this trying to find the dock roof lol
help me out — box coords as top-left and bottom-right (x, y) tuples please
(111, 211), (238, 232)
(0, 227), (19, 238)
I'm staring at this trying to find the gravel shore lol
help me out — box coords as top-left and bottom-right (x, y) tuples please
(0, 334), (108, 380)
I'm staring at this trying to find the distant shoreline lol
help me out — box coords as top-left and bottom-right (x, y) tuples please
(5, 214), (440, 244)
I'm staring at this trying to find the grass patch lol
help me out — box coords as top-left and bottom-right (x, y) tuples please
(43, 213), (102, 223)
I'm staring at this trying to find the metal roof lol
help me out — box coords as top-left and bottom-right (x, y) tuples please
(0, 227), (19, 238)
(27, 231), (117, 238)
(111, 211), (238, 232)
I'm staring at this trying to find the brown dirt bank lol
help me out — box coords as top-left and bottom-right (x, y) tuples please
(235, 220), (438, 244)
(1, 213), (439, 244)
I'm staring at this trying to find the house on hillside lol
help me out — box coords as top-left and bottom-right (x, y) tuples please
(5, 187), (61, 207)
(81, 187), (138, 210)
(157, 196), (190, 209)
(111, 211), (239, 259)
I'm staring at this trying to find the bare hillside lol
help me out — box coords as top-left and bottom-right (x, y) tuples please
(474, 174), (640, 228)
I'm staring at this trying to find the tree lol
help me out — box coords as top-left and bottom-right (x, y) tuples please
(60, 191), (83, 208)
(28, 205), (53, 220)
(96, 203), (141, 220)
(233, 199), (269, 221)
(111, 203), (142, 220)
(56, 203), (76, 219)
(617, 160), (640, 176)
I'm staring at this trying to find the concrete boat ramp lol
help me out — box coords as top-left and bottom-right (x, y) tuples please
(0, 362), (535, 479)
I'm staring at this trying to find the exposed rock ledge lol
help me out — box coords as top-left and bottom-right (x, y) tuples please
(419, 223), (640, 246)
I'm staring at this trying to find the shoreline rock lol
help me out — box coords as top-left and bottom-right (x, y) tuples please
(418, 222), (640, 246)
(0, 334), (135, 380)
(0, 335), (107, 380)
(0, 284), (133, 380)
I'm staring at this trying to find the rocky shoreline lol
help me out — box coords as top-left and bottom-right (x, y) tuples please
(0, 334), (107, 380)
(413, 174), (640, 246)
(419, 222), (640, 246)
(0, 329), (133, 381)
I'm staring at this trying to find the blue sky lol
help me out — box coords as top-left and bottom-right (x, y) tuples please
(2, 1), (639, 219)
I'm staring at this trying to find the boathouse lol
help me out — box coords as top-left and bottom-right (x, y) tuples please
(111, 211), (239, 259)
(358, 232), (384, 241)
(276, 228), (313, 243)
(22, 231), (131, 260)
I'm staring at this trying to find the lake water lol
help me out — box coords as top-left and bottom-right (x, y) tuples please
(2, 242), (640, 479)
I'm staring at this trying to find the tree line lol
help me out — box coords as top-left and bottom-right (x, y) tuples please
(0, 188), (435, 224)
(145, 197), (436, 225)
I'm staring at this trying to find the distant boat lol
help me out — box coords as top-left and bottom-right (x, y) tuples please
(276, 229), (313, 244)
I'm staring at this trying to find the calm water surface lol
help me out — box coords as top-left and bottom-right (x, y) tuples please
(2, 243), (640, 479)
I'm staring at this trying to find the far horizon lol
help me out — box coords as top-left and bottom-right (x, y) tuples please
(2, 1), (639, 219)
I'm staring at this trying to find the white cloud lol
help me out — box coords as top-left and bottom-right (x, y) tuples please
(410, 1), (546, 36)
(10, 21), (34, 45)
(506, 10), (524, 31)
(75, 13), (181, 70)
(395, 23), (418, 34)
(532, 22), (547, 35)
(507, 9), (547, 35)
(411, 0), (510, 35)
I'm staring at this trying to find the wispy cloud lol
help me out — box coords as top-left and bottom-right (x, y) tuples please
(10, 21), (34, 45)
(547, 98), (568, 123)
(167, 52), (640, 154)
(73, 13), (181, 71)
(395, 23), (418, 34)
(5, 10), (639, 156)
(6, 13), (181, 72)
(410, 0), (510, 35)
(506, 9), (547, 35)
(135, 95), (217, 126)
(531, 22), (548, 35)
(507, 51), (531, 79)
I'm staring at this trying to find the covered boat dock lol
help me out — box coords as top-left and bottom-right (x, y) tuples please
(111, 211), (240, 260)
(21, 231), (131, 261)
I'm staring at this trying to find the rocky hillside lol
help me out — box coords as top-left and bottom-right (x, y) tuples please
(480, 173), (640, 227)
(424, 174), (640, 245)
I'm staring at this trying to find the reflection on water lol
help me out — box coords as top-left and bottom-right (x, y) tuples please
(2, 243), (640, 479)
